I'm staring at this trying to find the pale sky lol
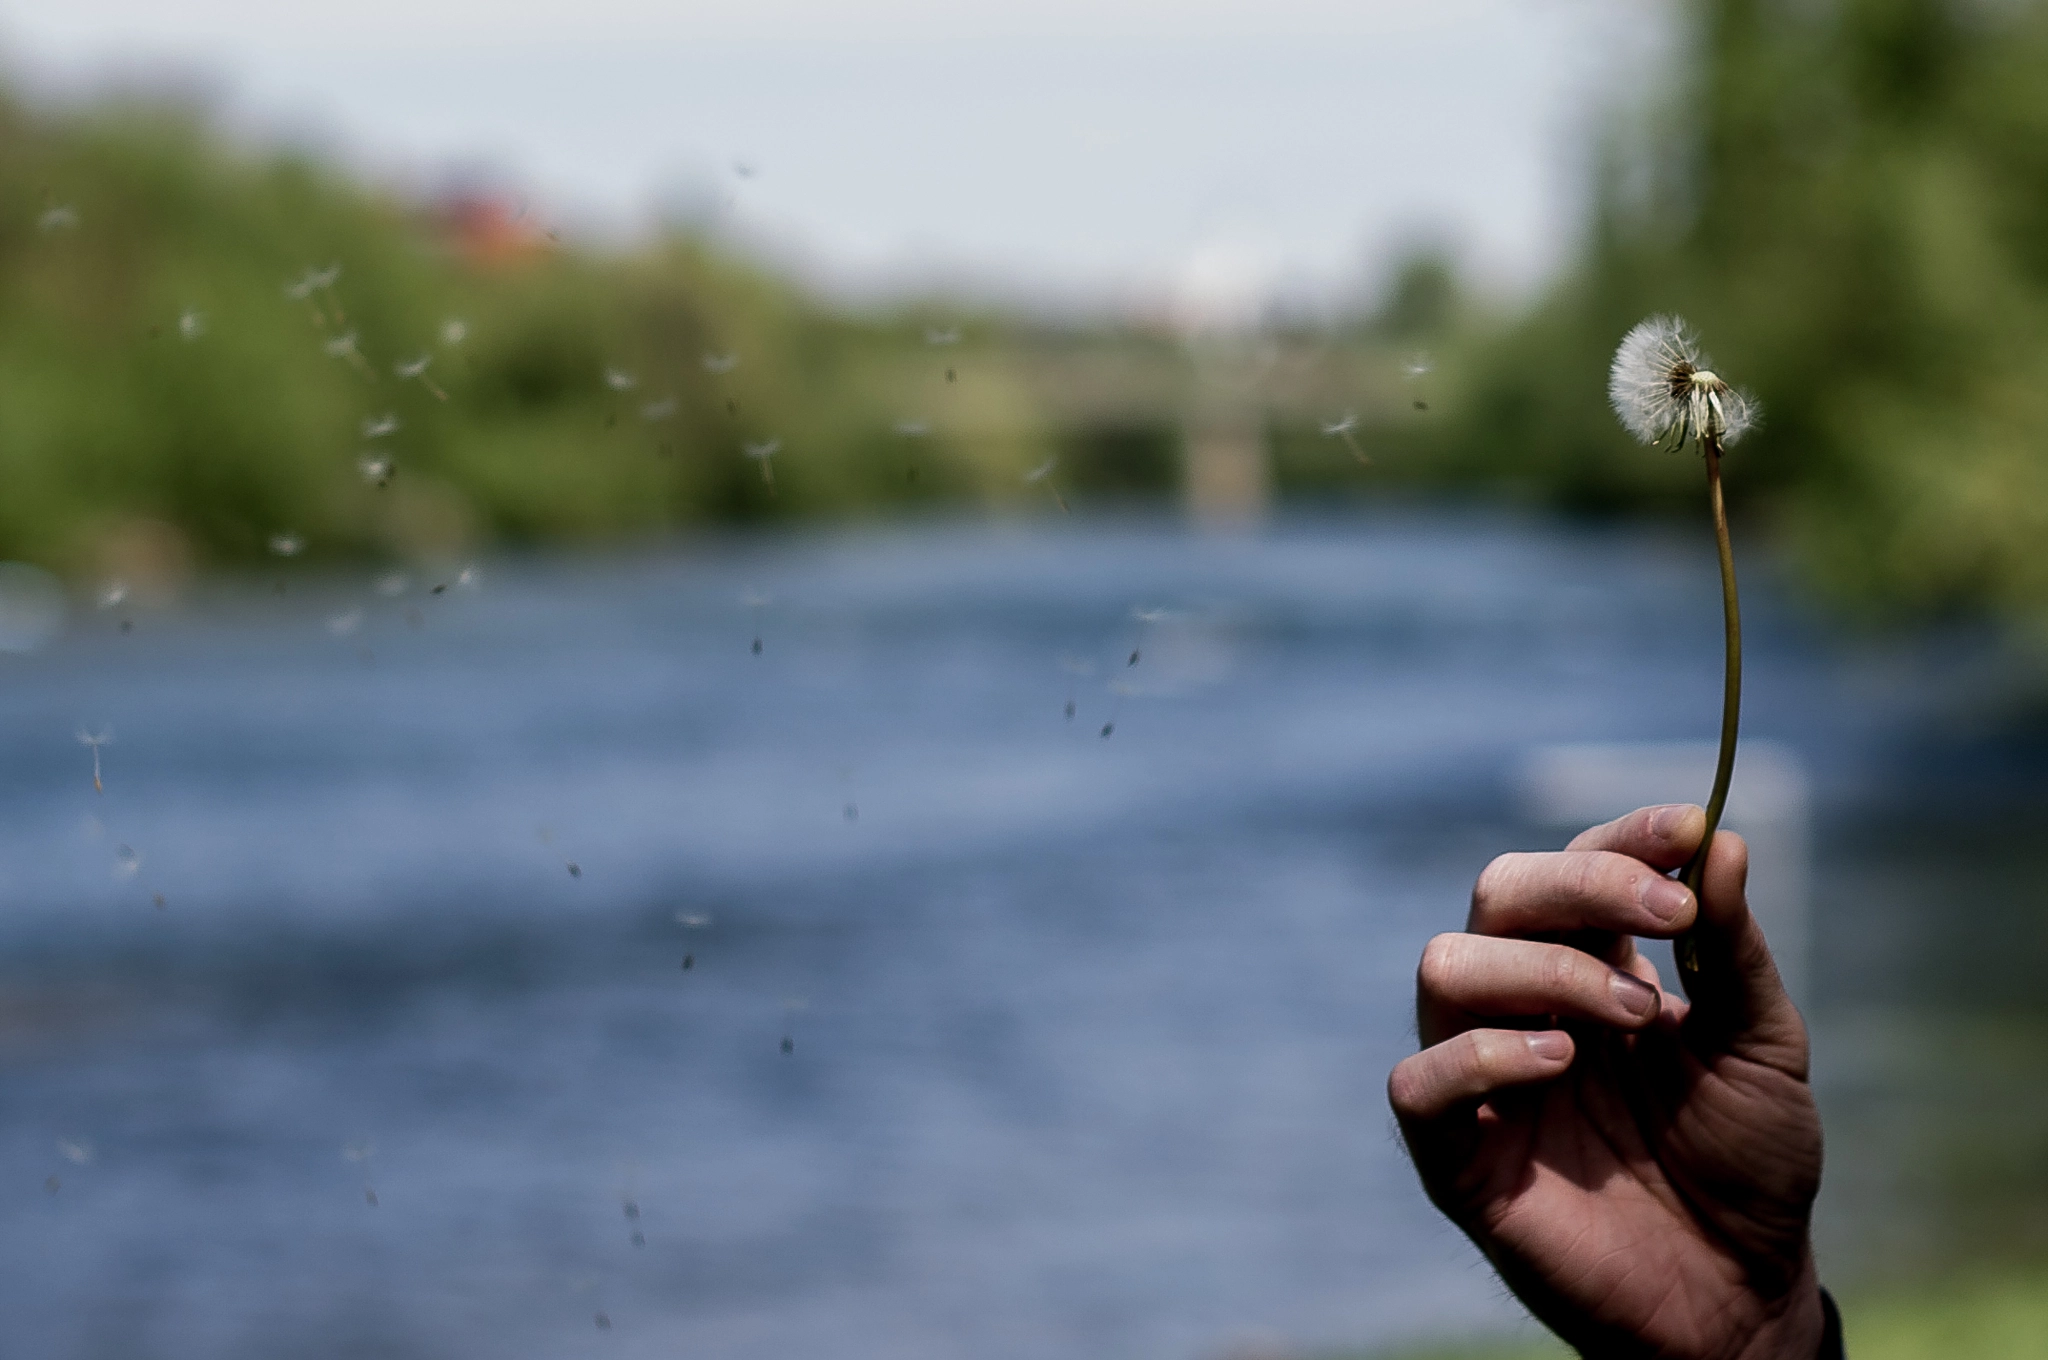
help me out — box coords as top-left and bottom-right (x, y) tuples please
(0, 0), (1672, 311)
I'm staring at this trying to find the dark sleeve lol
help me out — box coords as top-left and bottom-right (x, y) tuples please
(1818, 1288), (1844, 1359)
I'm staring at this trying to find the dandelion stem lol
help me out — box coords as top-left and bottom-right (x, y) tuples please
(1676, 433), (1741, 979)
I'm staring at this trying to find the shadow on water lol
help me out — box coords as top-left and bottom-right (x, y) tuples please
(0, 511), (2044, 1358)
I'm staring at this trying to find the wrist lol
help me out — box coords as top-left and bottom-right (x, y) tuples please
(1730, 1266), (1828, 1360)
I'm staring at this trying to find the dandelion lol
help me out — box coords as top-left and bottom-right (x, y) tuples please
(441, 318), (468, 346)
(395, 354), (447, 401)
(605, 368), (636, 392)
(324, 330), (375, 379)
(674, 912), (713, 929)
(358, 455), (394, 487)
(268, 533), (304, 558)
(38, 205), (78, 232)
(924, 326), (960, 346)
(702, 352), (739, 374)
(178, 309), (206, 341)
(456, 565), (480, 590)
(743, 438), (781, 491)
(361, 413), (401, 439)
(1608, 316), (1758, 978)
(97, 581), (128, 610)
(287, 264), (345, 326)
(77, 727), (113, 793)
(1402, 351), (1433, 379)
(1320, 412), (1370, 466)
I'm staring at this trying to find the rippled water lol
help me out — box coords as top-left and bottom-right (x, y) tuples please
(0, 513), (2036, 1359)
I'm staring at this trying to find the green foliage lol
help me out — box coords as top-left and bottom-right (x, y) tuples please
(1434, 0), (2048, 628)
(0, 90), (1052, 580)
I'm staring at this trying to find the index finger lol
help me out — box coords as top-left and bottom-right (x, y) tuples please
(1566, 803), (1706, 868)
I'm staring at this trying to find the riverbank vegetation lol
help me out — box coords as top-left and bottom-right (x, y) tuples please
(9, 0), (2048, 644)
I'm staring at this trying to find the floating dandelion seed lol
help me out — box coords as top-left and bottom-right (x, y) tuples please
(1402, 351), (1434, 379)
(358, 455), (394, 487)
(113, 845), (141, 880)
(77, 727), (113, 793)
(675, 912), (712, 929)
(743, 439), (781, 489)
(1022, 457), (1069, 512)
(702, 352), (739, 374)
(1320, 412), (1371, 466)
(732, 159), (756, 178)
(56, 1138), (94, 1166)
(1608, 316), (1759, 978)
(361, 413), (400, 439)
(605, 368), (636, 392)
(97, 580), (128, 610)
(324, 330), (375, 378)
(456, 564), (480, 590)
(375, 573), (409, 598)
(924, 326), (960, 346)
(38, 205), (78, 232)
(342, 1140), (375, 1164)
(741, 590), (770, 653)
(642, 398), (677, 422)
(269, 533), (304, 558)
(440, 318), (468, 346)
(327, 607), (363, 637)
(177, 309), (206, 341)
(395, 354), (447, 401)
(893, 418), (929, 437)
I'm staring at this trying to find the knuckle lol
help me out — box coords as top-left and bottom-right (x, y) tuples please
(1542, 944), (1581, 996)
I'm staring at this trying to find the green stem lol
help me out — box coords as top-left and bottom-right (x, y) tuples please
(1676, 434), (1741, 979)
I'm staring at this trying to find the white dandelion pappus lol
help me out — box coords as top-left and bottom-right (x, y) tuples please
(269, 533), (304, 557)
(642, 398), (678, 422)
(702, 352), (739, 374)
(178, 309), (206, 341)
(375, 573), (410, 598)
(56, 1138), (94, 1165)
(325, 331), (361, 358)
(97, 581), (128, 610)
(1320, 413), (1357, 437)
(605, 368), (636, 392)
(77, 726), (113, 793)
(894, 418), (930, 438)
(743, 439), (781, 461)
(359, 455), (394, 486)
(327, 607), (363, 637)
(395, 354), (448, 400)
(361, 413), (401, 439)
(924, 327), (960, 346)
(1608, 316), (1757, 448)
(441, 319), (468, 346)
(1023, 458), (1057, 484)
(38, 205), (79, 232)
(1402, 351), (1434, 379)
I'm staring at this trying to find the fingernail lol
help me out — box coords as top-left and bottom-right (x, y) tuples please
(1526, 1031), (1571, 1062)
(1610, 970), (1660, 1019)
(1648, 804), (1693, 840)
(1641, 876), (1693, 924)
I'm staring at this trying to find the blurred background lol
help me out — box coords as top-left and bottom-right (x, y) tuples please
(0, 0), (2045, 1356)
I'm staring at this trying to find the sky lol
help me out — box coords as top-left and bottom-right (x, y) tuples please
(0, 0), (1673, 312)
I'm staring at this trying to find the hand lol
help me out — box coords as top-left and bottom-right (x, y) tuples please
(1387, 805), (1825, 1359)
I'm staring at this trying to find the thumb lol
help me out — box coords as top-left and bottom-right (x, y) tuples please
(1679, 829), (1808, 1075)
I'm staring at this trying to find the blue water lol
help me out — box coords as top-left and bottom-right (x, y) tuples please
(0, 513), (2023, 1359)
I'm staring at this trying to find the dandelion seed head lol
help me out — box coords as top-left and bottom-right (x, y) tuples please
(178, 309), (206, 341)
(97, 580), (129, 610)
(441, 318), (468, 346)
(1402, 351), (1434, 379)
(702, 352), (739, 374)
(375, 573), (410, 598)
(395, 354), (433, 380)
(361, 414), (400, 439)
(455, 565), (480, 589)
(342, 1140), (375, 1163)
(56, 1138), (94, 1165)
(358, 455), (394, 484)
(310, 264), (341, 290)
(324, 331), (361, 359)
(269, 533), (305, 558)
(641, 398), (677, 422)
(1321, 413), (1357, 437)
(743, 439), (781, 461)
(113, 845), (141, 880)
(739, 590), (771, 609)
(1609, 315), (1758, 448)
(675, 912), (712, 929)
(1023, 457), (1057, 484)
(605, 368), (636, 392)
